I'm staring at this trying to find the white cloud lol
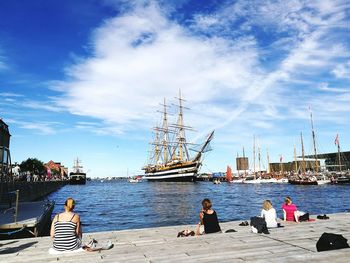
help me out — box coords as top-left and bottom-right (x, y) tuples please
(52, 0), (350, 159)
(54, 2), (261, 133)
(332, 61), (350, 79)
(6, 119), (59, 135)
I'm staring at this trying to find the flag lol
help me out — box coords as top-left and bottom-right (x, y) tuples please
(280, 155), (283, 162)
(334, 133), (339, 146)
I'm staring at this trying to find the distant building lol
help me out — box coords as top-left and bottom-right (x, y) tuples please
(269, 160), (320, 173)
(0, 119), (12, 178)
(45, 160), (68, 179)
(304, 151), (350, 172)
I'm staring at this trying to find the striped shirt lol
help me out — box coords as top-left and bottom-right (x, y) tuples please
(53, 214), (80, 251)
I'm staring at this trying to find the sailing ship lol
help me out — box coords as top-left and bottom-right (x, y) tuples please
(333, 134), (350, 184)
(288, 110), (330, 185)
(69, 158), (86, 185)
(142, 92), (214, 182)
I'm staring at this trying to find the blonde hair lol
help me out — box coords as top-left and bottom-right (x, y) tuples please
(285, 196), (292, 205)
(64, 197), (75, 211)
(263, 200), (273, 210)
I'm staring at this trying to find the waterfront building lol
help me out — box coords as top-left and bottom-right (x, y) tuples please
(0, 119), (12, 180)
(269, 160), (320, 173)
(305, 151), (350, 172)
(45, 160), (68, 179)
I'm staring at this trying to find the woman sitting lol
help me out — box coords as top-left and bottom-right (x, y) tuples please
(261, 200), (278, 228)
(50, 197), (82, 251)
(196, 198), (221, 235)
(282, 196), (299, 222)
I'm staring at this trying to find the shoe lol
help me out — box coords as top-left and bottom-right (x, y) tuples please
(101, 241), (113, 250)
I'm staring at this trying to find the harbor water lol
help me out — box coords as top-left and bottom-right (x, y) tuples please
(47, 180), (350, 233)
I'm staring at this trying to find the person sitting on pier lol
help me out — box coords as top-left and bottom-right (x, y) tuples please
(261, 200), (278, 228)
(196, 198), (221, 235)
(282, 196), (299, 222)
(50, 197), (82, 251)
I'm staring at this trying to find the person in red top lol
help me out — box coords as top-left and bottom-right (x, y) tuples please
(282, 196), (299, 222)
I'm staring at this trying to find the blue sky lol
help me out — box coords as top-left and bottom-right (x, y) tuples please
(1, 0), (350, 177)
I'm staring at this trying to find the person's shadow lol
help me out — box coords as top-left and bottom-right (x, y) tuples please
(0, 241), (38, 254)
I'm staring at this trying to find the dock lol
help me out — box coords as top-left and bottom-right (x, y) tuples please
(1, 212), (350, 262)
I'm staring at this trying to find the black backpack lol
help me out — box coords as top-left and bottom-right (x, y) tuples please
(299, 212), (309, 222)
(250, 216), (269, 234)
(316, 232), (350, 252)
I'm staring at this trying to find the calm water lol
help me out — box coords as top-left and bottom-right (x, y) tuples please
(47, 180), (350, 233)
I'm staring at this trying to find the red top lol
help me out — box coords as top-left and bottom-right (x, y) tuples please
(282, 203), (297, 221)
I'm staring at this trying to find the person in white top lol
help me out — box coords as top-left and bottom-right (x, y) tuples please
(260, 200), (278, 228)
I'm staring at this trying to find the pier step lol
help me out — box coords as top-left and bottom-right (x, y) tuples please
(1, 213), (350, 262)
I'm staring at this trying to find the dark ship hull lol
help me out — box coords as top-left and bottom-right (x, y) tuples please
(69, 172), (86, 185)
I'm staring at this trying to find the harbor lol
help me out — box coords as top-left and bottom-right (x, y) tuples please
(1, 212), (350, 262)
(1, 1), (350, 261)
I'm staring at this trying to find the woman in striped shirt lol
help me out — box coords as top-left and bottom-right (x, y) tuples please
(50, 197), (82, 251)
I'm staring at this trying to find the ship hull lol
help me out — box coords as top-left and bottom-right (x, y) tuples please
(288, 179), (318, 185)
(144, 163), (199, 182)
(336, 176), (350, 184)
(69, 173), (86, 185)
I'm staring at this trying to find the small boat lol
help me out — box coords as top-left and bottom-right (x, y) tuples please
(128, 177), (141, 183)
(213, 178), (221, 184)
(335, 174), (350, 184)
(288, 177), (318, 185)
(0, 199), (54, 240)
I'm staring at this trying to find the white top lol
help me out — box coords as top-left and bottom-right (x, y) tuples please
(261, 208), (278, 228)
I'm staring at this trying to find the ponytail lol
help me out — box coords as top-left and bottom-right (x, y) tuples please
(65, 198), (75, 211)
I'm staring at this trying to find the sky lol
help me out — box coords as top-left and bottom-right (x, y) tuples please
(1, 0), (350, 177)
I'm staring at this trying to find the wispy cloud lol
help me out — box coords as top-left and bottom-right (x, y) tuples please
(49, 0), (350, 159)
(6, 118), (60, 135)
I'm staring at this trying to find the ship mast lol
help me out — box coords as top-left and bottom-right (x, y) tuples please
(294, 144), (298, 173)
(300, 132), (306, 173)
(336, 134), (342, 172)
(258, 146), (261, 176)
(162, 98), (169, 164)
(253, 135), (256, 179)
(170, 90), (193, 162)
(266, 148), (270, 174)
(243, 146), (247, 176)
(309, 109), (319, 172)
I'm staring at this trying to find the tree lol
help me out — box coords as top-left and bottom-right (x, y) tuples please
(19, 158), (45, 175)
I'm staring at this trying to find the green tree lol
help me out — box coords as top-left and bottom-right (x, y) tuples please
(20, 158), (45, 174)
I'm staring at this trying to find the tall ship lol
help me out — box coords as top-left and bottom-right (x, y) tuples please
(142, 92), (214, 182)
(69, 158), (86, 185)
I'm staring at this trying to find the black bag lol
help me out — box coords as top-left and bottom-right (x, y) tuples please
(250, 216), (269, 234)
(316, 232), (350, 252)
(299, 212), (309, 222)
